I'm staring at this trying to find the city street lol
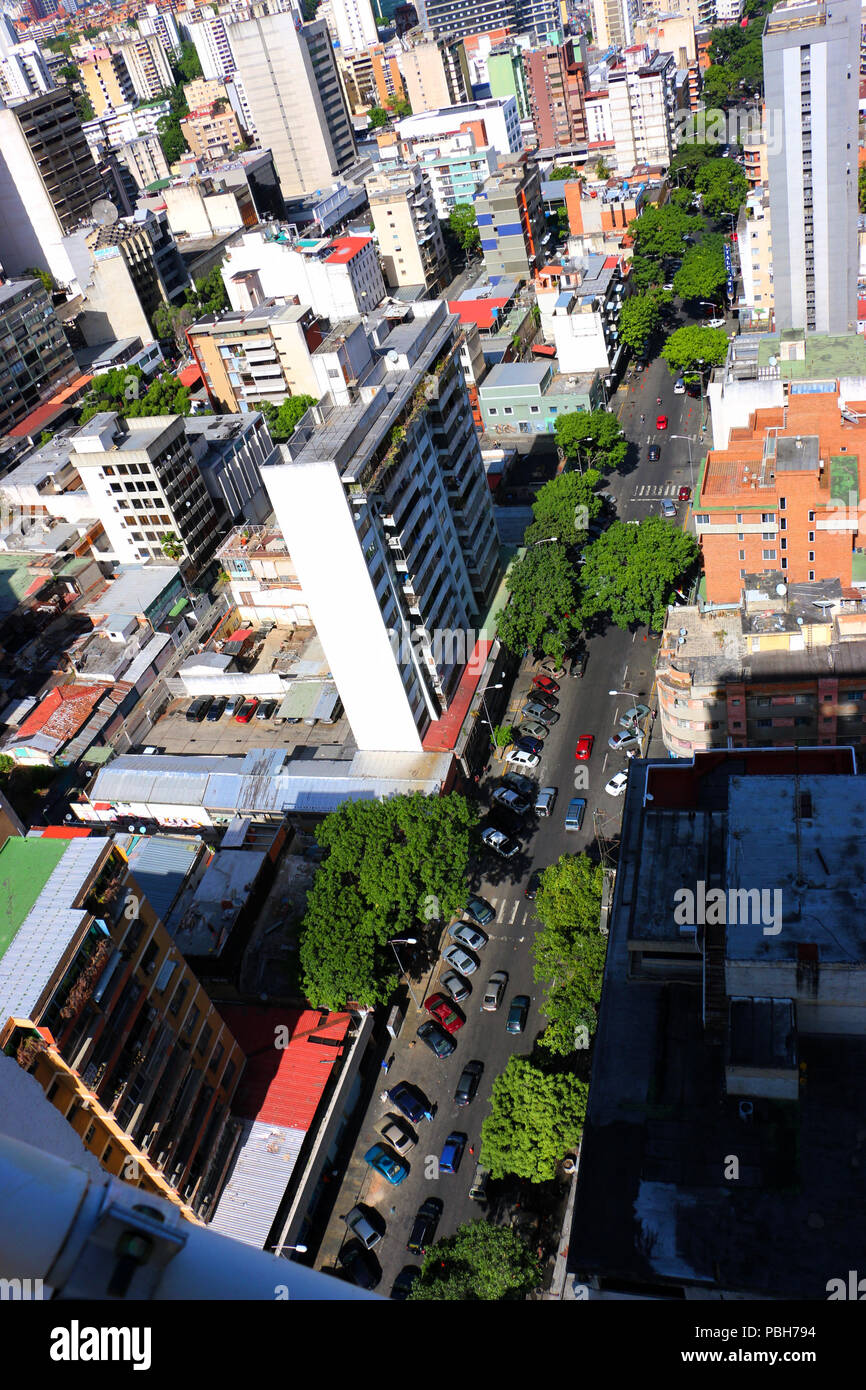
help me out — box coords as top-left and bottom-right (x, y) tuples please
(313, 342), (702, 1295)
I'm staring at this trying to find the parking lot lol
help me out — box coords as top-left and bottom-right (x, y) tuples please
(142, 698), (355, 757)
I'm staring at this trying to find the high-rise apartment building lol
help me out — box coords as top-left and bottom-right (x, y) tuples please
(0, 276), (78, 435)
(524, 37), (588, 151)
(396, 96), (523, 158)
(474, 154), (545, 282)
(329, 0), (379, 52)
(0, 17), (53, 105)
(608, 46), (678, 172)
(221, 227), (385, 320)
(189, 301), (323, 411)
(0, 832), (245, 1220)
(401, 27), (472, 114)
(80, 46), (136, 117)
(366, 163), (448, 292)
(187, 13), (237, 81)
(763, 0), (860, 334)
(137, 3), (183, 58)
(415, 0), (559, 45)
(487, 42), (531, 121)
(262, 302), (500, 753)
(589, 0), (640, 49)
(115, 35), (174, 103)
(229, 11), (356, 199)
(70, 412), (221, 570)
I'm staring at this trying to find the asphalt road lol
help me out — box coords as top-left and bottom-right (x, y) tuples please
(315, 336), (705, 1296)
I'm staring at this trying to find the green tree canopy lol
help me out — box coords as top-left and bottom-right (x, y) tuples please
(410, 1222), (542, 1300)
(628, 204), (702, 260)
(260, 395), (317, 441)
(174, 40), (203, 83)
(153, 301), (194, 350)
(368, 106), (389, 128)
(448, 203), (480, 253)
(694, 158), (748, 217)
(554, 409), (627, 472)
(578, 515), (700, 631)
(78, 368), (193, 424)
(497, 543), (582, 662)
(668, 187), (698, 212)
(661, 323), (729, 374)
(700, 63), (742, 107)
(386, 94), (411, 118)
(628, 255), (664, 292)
(550, 165), (580, 180)
(595, 157), (610, 178)
(672, 236), (727, 302)
(523, 468), (602, 546)
(480, 1057), (588, 1182)
(157, 113), (188, 165)
(533, 854), (606, 1054)
(299, 794), (477, 1010)
(617, 288), (671, 354)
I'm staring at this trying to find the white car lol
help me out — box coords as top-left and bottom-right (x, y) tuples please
(377, 1117), (416, 1156)
(506, 748), (540, 769)
(673, 379), (685, 395)
(482, 970), (508, 1013)
(707, 317), (725, 328)
(481, 826), (519, 860)
(443, 944), (478, 977)
(605, 771), (629, 797)
(448, 921), (488, 952)
(441, 970), (471, 1004)
(534, 786), (557, 817)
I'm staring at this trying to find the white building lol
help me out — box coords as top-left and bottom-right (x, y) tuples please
(383, 130), (498, 220)
(715, 0), (744, 19)
(584, 90), (614, 145)
(535, 253), (627, 374)
(396, 97), (523, 160)
(608, 46), (679, 173)
(589, 0), (641, 48)
(736, 186), (774, 326)
(328, 0), (378, 54)
(221, 227), (386, 320)
(137, 4), (182, 57)
(0, 18), (53, 105)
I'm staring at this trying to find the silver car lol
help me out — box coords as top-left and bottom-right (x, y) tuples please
(534, 786), (557, 817)
(343, 1204), (382, 1249)
(377, 1116), (416, 1156)
(449, 921), (488, 952)
(441, 970), (471, 1004)
(523, 702), (559, 725)
(482, 970), (508, 1012)
(609, 730), (640, 751)
(443, 944), (478, 977)
(519, 720), (548, 740)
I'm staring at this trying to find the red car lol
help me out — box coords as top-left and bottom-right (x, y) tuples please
(575, 735), (594, 761)
(533, 675), (560, 694)
(423, 993), (464, 1035)
(235, 698), (259, 723)
(678, 485), (691, 502)
(656, 415), (668, 430)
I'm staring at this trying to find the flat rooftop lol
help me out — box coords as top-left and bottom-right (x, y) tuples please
(756, 332), (866, 379)
(0, 837), (72, 962)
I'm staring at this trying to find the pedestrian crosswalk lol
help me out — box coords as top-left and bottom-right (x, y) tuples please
(632, 482), (680, 499)
(481, 892), (535, 930)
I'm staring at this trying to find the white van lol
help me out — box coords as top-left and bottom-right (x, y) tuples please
(673, 378), (685, 395)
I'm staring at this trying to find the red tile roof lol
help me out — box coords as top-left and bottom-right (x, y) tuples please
(423, 637), (494, 752)
(324, 235), (371, 264)
(15, 684), (106, 743)
(447, 296), (509, 330)
(215, 1005), (351, 1130)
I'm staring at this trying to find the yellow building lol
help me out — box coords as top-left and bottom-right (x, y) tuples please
(80, 46), (134, 116)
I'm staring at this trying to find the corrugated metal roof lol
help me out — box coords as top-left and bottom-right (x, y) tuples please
(208, 1117), (305, 1249)
(115, 833), (202, 923)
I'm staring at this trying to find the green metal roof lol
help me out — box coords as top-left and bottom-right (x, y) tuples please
(0, 838), (72, 963)
(852, 553), (866, 582)
(0, 555), (37, 615)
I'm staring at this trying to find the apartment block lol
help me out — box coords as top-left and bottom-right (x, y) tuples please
(114, 36), (174, 103)
(187, 13), (237, 82)
(137, 3), (182, 58)
(474, 155), (545, 282)
(763, 0), (860, 334)
(589, 0), (640, 48)
(632, 11), (701, 109)
(77, 212), (189, 347)
(0, 276), (78, 437)
(216, 519), (310, 625)
(401, 26), (471, 114)
(0, 28), (54, 104)
(478, 359), (604, 432)
(608, 46), (679, 172)
(115, 133), (170, 191)
(80, 46), (135, 116)
(742, 123), (768, 188)
(487, 41), (531, 121)
(565, 179), (646, 250)
(329, 0), (379, 52)
(181, 97), (245, 161)
(736, 185), (774, 328)
(366, 163), (447, 293)
(534, 253), (628, 374)
(189, 302), (324, 411)
(415, 0), (559, 44)
(339, 43), (406, 114)
(524, 37), (588, 152)
(0, 832), (245, 1219)
(70, 411), (220, 570)
(229, 11), (356, 200)
(262, 302), (500, 753)
(222, 227), (385, 321)
(397, 96), (523, 159)
(391, 130), (498, 220)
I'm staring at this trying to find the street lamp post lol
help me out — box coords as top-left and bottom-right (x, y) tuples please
(479, 680), (504, 747)
(389, 937), (422, 1009)
(670, 433), (695, 491)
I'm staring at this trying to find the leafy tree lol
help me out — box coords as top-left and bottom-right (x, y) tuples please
(160, 532), (184, 560)
(628, 255), (664, 292)
(628, 204), (702, 260)
(493, 723), (515, 749)
(668, 187), (698, 212)
(368, 106), (389, 129)
(25, 266), (55, 295)
(174, 40), (203, 84)
(480, 1057), (588, 1182)
(39, 430), (53, 446)
(191, 265), (228, 315)
(534, 853), (605, 941)
(75, 93), (95, 122)
(260, 394), (317, 441)
(595, 157), (610, 178)
(410, 1223), (541, 1301)
(157, 113), (188, 165)
(617, 288), (670, 354)
(153, 301), (194, 350)
(523, 469), (602, 546)
(299, 794), (477, 1010)
(554, 410), (627, 472)
(533, 854), (606, 1054)
(448, 203), (480, 253)
(700, 63), (742, 107)
(58, 63), (79, 85)
(496, 543), (581, 662)
(661, 323), (729, 374)
(78, 367), (193, 424)
(45, 34), (74, 56)
(694, 158), (748, 217)
(578, 516), (700, 631)
(672, 237), (727, 302)
(386, 94), (411, 118)
(550, 165), (579, 180)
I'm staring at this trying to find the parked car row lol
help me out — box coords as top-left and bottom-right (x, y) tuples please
(184, 695), (280, 724)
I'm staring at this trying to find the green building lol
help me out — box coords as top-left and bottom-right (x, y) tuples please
(487, 43), (530, 121)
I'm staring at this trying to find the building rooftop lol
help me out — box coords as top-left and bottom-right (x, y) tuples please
(0, 837), (72, 963)
(482, 361), (550, 389)
(13, 684), (106, 745)
(83, 565), (180, 621)
(755, 332), (866, 379)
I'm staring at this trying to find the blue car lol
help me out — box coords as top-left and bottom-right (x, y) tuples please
(364, 1143), (409, 1185)
(386, 1082), (434, 1124)
(516, 734), (543, 755)
(439, 1131), (467, 1174)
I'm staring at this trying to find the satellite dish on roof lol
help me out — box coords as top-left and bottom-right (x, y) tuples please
(775, 583), (787, 596)
(91, 199), (119, 226)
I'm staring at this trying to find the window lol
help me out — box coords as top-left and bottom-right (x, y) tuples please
(808, 531), (814, 542)
(761, 531), (774, 540)
(761, 513), (775, 523)
(781, 558), (787, 569)
(529, 405), (540, 413)
(737, 532), (745, 541)
(757, 719), (771, 728)
(808, 551), (814, 562)
(739, 549), (745, 561)
(780, 518), (786, 531)
(694, 513), (709, 525)
(779, 497), (786, 509)
(503, 406), (513, 415)
(809, 570), (815, 580)
(736, 513), (743, 524)
(762, 549), (776, 560)
(488, 407), (497, 415)
(808, 510), (815, 522)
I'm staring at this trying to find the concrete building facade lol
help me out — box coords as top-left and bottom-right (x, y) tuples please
(366, 163), (447, 292)
(474, 155), (545, 282)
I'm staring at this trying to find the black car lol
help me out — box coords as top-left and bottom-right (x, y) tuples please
(648, 444), (660, 462)
(417, 1020), (457, 1058)
(391, 1266), (421, 1301)
(531, 690), (558, 711)
(206, 697), (227, 721)
(338, 1240), (381, 1289)
(524, 869), (543, 900)
(407, 1198), (443, 1255)
(516, 734), (543, 756)
(454, 1059), (483, 1107)
(569, 651), (587, 679)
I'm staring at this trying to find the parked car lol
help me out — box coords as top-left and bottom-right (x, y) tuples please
(363, 1143), (409, 1185)
(185, 696), (211, 723)
(506, 995), (530, 1035)
(502, 773), (535, 800)
(673, 378), (686, 394)
(656, 415), (668, 430)
(377, 1116), (416, 1156)
(338, 1240), (380, 1289)
(440, 970), (471, 1004)
(605, 770), (629, 797)
(523, 702), (559, 726)
(574, 735), (594, 761)
(506, 748), (540, 770)
(223, 696), (244, 719)
(469, 1162), (490, 1203)
(417, 1020), (457, 1058)
(391, 1266), (421, 1300)
(454, 1060), (484, 1107)
(519, 719), (549, 741)
(406, 1198), (442, 1255)
(255, 698), (277, 720)
(343, 1204), (383, 1249)
(569, 650), (587, 679)
(660, 498), (677, 518)
(482, 971), (507, 1012)
(423, 992), (465, 1034)
(648, 444), (660, 462)
(443, 944), (478, 977)
(565, 797), (586, 831)
(678, 485), (691, 502)
(532, 675), (560, 694)
(539, 659), (565, 678)
(620, 704), (650, 726)
(386, 1083), (433, 1123)
(534, 785), (557, 817)
(707, 317), (725, 329)
(206, 697), (227, 721)
(609, 729), (640, 751)
(465, 892), (495, 926)
(492, 786), (531, 817)
(515, 734), (543, 755)
(439, 1131), (467, 1173)
(449, 921), (488, 952)
(531, 690), (559, 711)
(524, 869), (543, 900)
(235, 698), (259, 723)
(481, 826), (519, 859)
